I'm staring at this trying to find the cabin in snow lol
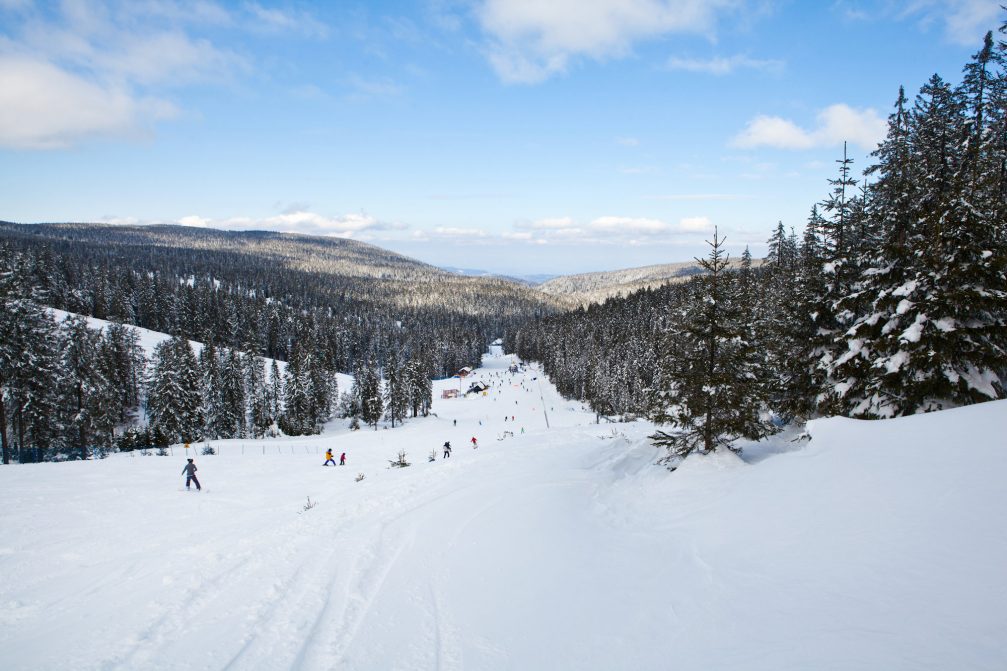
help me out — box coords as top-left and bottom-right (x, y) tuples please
(441, 389), (460, 399)
(456, 367), (473, 378)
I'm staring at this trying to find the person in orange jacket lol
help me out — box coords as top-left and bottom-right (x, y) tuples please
(323, 449), (335, 466)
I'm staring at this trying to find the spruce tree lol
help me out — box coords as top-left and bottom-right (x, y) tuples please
(648, 228), (776, 463)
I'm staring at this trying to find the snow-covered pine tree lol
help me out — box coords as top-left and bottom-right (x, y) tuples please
(219, 348), (246, 438)
(383, 351), (408, 428)
(359, 359), (384, 430)
(405, 355), (432, 418)
(199, 340), (224, 439)
(99, 321), (145, 423)
(830, 86), (920, 417)
(268, 359), (283, 422)
(813, 144), (865, 414)
(648, 228), (776, 464)
(243, 349), (272, 438)
(147, 335), (204, 445)
(305, 352), (332, 432)
(58, 315), (115, 459)
(280, 350), (308, 435)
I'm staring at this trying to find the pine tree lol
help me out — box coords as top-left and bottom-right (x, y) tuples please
(200, 340), (224, 439)
(383, 351), (408, 428)
(244, 349), (271, 438)
(147, 336), (204, 445)
(358, 360), (384, 430)
(280, 351), (309, 435)
(648, 228), (776, 463)
(58, 315), (114, 459)
(219, 348), (246, 438)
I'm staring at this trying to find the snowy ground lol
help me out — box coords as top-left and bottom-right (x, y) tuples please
(1, 348), (1006, 670)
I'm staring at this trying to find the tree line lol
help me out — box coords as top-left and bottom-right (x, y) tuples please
(0, 254), (438, 462)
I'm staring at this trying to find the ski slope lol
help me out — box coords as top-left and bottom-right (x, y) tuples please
(1, 348), (1005, 670)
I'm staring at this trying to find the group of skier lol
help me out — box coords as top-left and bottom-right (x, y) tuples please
(183, 360), (530, 489)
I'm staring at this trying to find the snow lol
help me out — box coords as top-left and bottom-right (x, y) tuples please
(892, 279), (917, 297)
(2, 350), (1006, 670)
(899, 313), (927, 343)
(48, 309), (288, 376)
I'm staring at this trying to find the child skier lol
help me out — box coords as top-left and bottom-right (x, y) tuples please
(324, 449), (336, 466)
(340, 452), (346, 466)
(471, 436), (478, 448)
(181, 458), (201, 491)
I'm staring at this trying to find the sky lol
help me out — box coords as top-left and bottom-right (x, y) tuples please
(0, 1), (1003, 276)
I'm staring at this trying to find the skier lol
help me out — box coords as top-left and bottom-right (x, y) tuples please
(453, 419), (457, 427)
(181, 458), (201, 491)
(340, 452), (346, 466)
(471, 436), (478, 449)
(443, 441), (452, 458)
(324, 449), (335, 466)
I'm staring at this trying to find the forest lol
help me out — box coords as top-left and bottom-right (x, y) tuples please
(0, 224), (557, 462)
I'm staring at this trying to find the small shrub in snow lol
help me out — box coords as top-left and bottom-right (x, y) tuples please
(389, 450), (410, 468)
(201, 444), (216, 455)
(156, 446), (169, 457)
(355, 473), (365, 482)
(303, 496), (317, 511)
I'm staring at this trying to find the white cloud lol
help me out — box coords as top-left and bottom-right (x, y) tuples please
(731, 103), (886, 151)
(0, 56), (177, 149)
(666, 53), (784, 75)
(900, 0), (1001, 46)
(503, 213), (724, 245)
(0, 0), (319, 149)
(678, 216), (713, 231)
(431, 226), (491, 237)
(521, 216), (577, 230)
(590, 216), (670, 234)
(476, 0), (742, 83)
(245, 2), (329, 38)
(178, 215), (211, 228)
(166, 211), (406, 238)
(616, 136), (640, 146)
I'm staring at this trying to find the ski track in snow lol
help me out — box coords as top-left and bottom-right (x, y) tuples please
(2, 349), (1006, 670)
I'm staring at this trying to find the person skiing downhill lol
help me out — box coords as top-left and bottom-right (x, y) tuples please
(339, 452), (346, 466)
(181, 459), (201, 491)
(443, 441), (452, 458)
(324, 449), (335, 466)
(471, 436), (478, 448)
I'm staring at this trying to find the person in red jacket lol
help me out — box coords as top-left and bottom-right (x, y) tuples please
(471, 436), (478, 448)
(339, 452), (346, 466)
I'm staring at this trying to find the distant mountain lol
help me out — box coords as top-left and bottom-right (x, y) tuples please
(442, 266), (557, 286)
(0, 222), (565, 378)
(538, 258), (762, 306)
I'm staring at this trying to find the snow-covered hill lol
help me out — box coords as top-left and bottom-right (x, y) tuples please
(1, 350), (1004, 670)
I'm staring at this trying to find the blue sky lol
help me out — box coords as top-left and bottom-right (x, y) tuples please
(0, 1), (1002, 276)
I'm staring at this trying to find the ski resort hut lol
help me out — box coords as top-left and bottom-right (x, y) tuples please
(456, 366), (473, 378)
(441, 389), (460, 399)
